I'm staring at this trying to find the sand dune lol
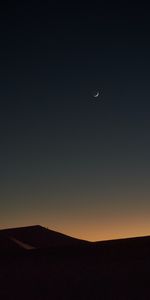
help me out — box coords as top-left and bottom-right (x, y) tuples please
(0, 225), (150, 300)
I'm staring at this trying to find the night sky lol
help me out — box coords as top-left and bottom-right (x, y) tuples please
(1, 2), (150, 240)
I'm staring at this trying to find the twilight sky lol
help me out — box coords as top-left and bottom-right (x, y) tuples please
(0, 2), (150, 240)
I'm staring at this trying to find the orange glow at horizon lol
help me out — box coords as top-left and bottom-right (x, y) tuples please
(1, 209), (150, 242)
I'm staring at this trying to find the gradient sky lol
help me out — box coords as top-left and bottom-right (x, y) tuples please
(0, 2), (150, 241)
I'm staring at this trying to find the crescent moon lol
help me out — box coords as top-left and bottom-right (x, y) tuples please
(93, 91), (99, 98)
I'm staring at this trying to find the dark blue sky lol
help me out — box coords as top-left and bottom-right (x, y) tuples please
(0, 2), (150, 240)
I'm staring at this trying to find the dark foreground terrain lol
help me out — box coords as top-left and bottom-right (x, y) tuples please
(0, 225), (150, 300)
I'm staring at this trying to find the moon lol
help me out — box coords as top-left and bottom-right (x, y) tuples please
(90, 88), (104, 104)
(93, 91), (99, 98)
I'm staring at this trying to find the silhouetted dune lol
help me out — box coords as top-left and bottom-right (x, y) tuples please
(93, 235), (150, 261)
(0, 225), (89, 252)
(0, 225), (150, 299)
